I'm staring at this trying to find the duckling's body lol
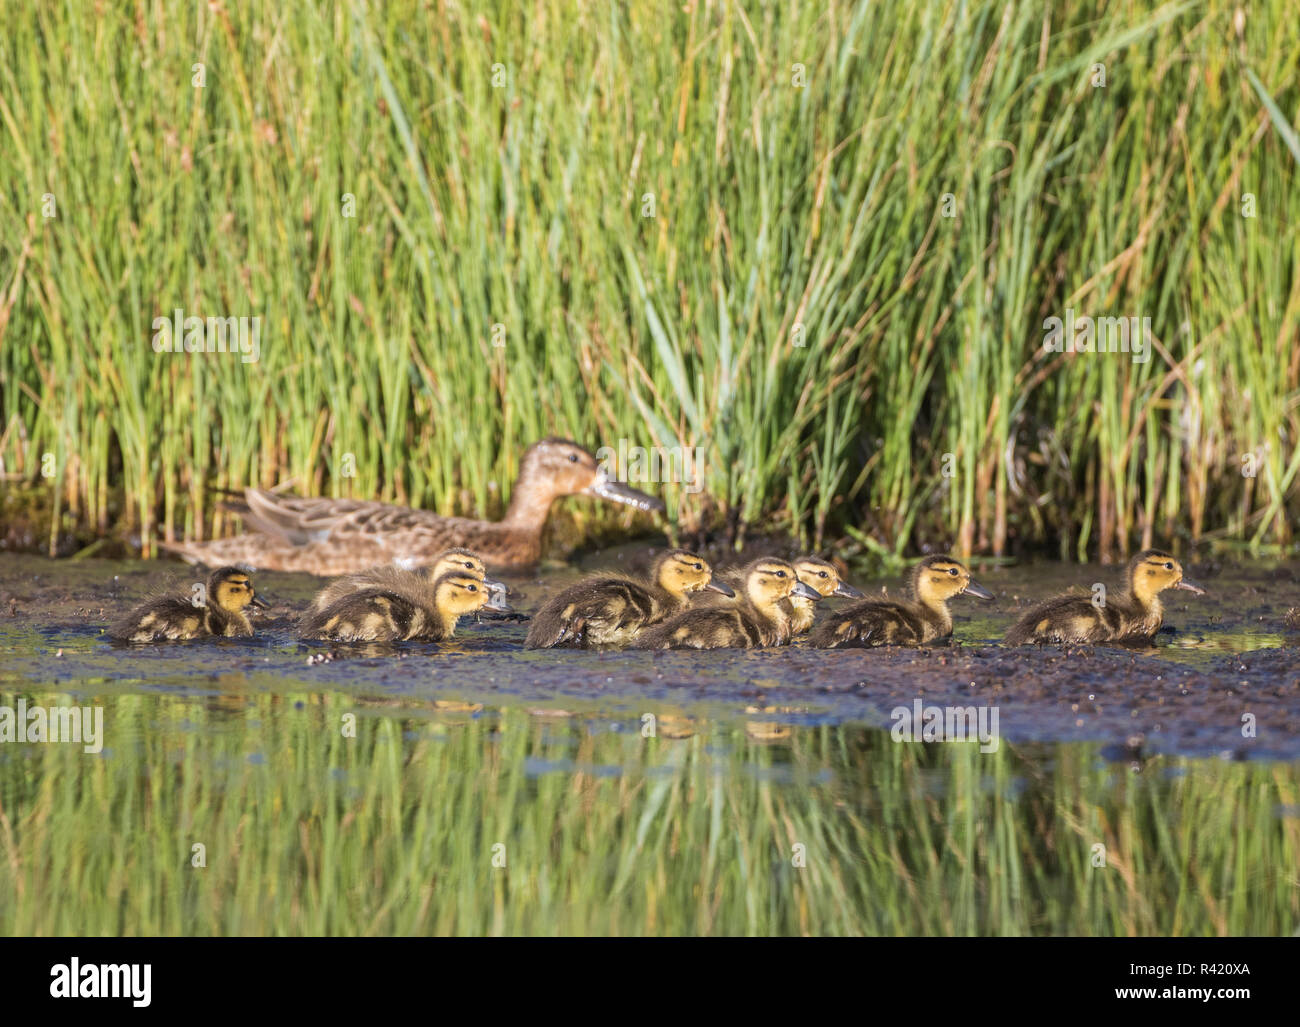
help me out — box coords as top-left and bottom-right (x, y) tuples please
(633, 559), (819, 650)
(161, 439), (665, 575)
(110, 567), (267, 642)
(525, 550), (732, 649)
(1004, 549), (1204, 645)
(299, 570), (510, 643)
(308, 548), (504, 614)
(809, 555), (992, 648)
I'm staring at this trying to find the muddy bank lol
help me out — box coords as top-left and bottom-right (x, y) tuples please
(1, 552), (1298, 759)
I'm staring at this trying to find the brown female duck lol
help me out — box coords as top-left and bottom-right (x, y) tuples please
(1004, 549), (1204, 645)
(809, 555), (992, 648)
(162, 439), (665, 575)
(110, 567), (268, 642)
(299, 569), (510, 643)
(525, 549), (733, 649)
(633, 558), (819, 650)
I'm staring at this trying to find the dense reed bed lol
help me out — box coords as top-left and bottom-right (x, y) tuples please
(0, 691), (1295, 936)
(1, 1), (1298, 561)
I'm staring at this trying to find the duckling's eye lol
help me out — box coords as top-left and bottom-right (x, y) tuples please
(818, 571), (828, 578)
(775, 571), (786, 578)
(467, 585), (477, 592)
(693, 563), (702, 571)
(1164, 562), (1173, 570)
(949, 568), (959, 576)
(568, 454), (579, 463)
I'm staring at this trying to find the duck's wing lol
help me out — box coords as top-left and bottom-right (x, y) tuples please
(240, 490), (454, 544)
(810, 600), (923, 648)
(1004, 594), (1103, 644)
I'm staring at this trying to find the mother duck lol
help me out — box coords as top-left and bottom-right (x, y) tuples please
(162, 439), (665, 575)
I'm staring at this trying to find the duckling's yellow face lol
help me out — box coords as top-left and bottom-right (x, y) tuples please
(744, 560), (819, 609)
(912, 557), (994, 605)
(655, 550), (731, 598)
(1130, 551), (1205, 602)
(431, 549), (486, 581)
(793, 558), (864, 600)
(433, 572), (494, 618)
(211, 570), (259, 613)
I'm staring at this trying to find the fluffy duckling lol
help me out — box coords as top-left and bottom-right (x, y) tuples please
(633, 558), (819, 650)
(809, 555), (992, 648)
(1003, 549), (1204, 645)
(525, 549), (733, 649)
(299, 570), (510, 643)
(307, 547), (505, 614)
(110, 566), (267, 642)
(782, 556), (864, 636)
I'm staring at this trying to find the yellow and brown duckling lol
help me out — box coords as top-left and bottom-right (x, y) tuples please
(525, 549), (732, 649)
(162, 438), (665, 575)
(809, 555), (992, 648)
(307, 547), (505, 614)
(782, 556), (864, 636)
(1003, 549), (1204, 646)
(299, 569), (510, 643)
(633, 558), (819, 650)
(109, 566), (267, 642)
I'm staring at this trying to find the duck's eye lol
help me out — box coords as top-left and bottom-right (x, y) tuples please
(568, 454), (579, 463)
(949, 568), (959, 576)
(818, 571), (828, 578)
(1164, 562), (1173, 570)
(693, 563), (702, 571)
(775, 571), (786, 578)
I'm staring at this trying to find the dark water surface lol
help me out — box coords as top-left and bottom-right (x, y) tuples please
(1, 551), (1297, 934)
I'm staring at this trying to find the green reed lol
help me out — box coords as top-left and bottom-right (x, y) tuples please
(1, 0), (1298, 558)
(0, 690), (1295, 936)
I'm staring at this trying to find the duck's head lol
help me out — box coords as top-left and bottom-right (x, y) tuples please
(792, 556), (864, 600)
(515, 438), (666, 514)
(741, 558), (820, 611)
(910, 555), (993, 607)
(653, 549), (734, 599)
(208, 567), (268, 614)
(429, 548), (506, 600)
(433, 570), (511, 622)
(1127, 550), (1205, 604)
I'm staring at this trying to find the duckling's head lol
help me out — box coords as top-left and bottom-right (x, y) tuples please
(910, 555), (993, 607)
(741, 558), (820, 611)
(792, 556), (865, 600)
(653, 550), (734, 599)
(429, 547), (506, 598)
(513, 439), (666, 514)
(1127, 550), (1205, 604)
(433, 571), (510, 624)
(208, 567), (267, 614)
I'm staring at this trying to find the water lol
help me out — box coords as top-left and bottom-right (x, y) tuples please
(1, 551), (1297, 934)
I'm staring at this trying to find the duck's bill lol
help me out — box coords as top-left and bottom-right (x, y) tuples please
(585, 474), (666, 513)
(791, 581), (821, 601)
(963, 581), (995, 600)
(834, 581), (866, 598)
(484, 592), (512, 613)
(1176, 578), (1206, 595)
(706, 577), (736, 597)
(250, 594), (271, 609)
(484, 578), (508, 599)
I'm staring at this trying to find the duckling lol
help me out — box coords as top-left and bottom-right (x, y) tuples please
(633, 558), (819, 650)
(299, 570), (510, 643)
(525, 549), (733, 649)
(1003, 549), (1205, 645)
(782, 556), (864, 636)
(307, 547), (505, 614)
(809, 555), (993, 648)
(109, 566), (268, 642)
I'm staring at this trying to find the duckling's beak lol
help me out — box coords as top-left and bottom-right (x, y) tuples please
(706, 577), (735, 597)
(833, 581), (865, 599)
(1176, 578), (1206, 595)
(484, 577), (507, 597)
(250, 593), (271, 609)
(484, 588), (512, 613)
(585, 469), (667, 513)
(791, 581), (820, 601)
(962, 580), (995, 600)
